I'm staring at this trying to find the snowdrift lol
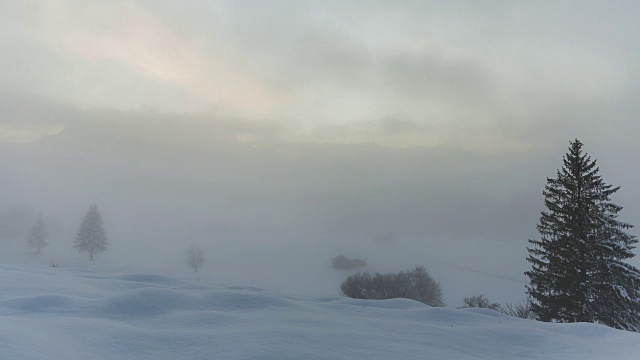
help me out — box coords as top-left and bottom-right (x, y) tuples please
(1, 264), (639, 359)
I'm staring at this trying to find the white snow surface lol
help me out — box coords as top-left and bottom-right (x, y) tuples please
(1, 264), (639, 360)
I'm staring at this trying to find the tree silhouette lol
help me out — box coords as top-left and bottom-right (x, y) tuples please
(526, 139), (640, 331)
(27, 214), (48, 253)
(73, 205), (108, 261)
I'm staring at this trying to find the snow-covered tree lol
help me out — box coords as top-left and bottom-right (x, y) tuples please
(526, 139), (640, 331)
(73, 205), (108, 261)
(27, 214), (48, 253)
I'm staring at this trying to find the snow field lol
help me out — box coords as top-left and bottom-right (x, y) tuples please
(1, 264), (639, 359)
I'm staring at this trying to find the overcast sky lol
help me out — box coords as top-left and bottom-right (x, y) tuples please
(1, 1), (640, 303)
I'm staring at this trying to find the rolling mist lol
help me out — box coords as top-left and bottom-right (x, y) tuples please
(2, 97), (639, 306)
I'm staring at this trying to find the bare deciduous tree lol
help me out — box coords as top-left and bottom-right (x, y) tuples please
(410, 266), (445, 307)
(187, 246), (205, 272)
(502, 301), (536, 319)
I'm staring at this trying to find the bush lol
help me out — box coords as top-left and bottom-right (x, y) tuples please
(459, 294), (501, 311)
(331, 255), (367, 269)
(340, 266), (445, 307)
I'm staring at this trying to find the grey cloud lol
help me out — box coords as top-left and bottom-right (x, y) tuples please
(282, 29), (372, 86)
(381, 50), (494, 105)
(378, 116), (427, 135)
(13, 0), (633, 152)
(0, 93), (73, 125)
(199, 4), (375, 89)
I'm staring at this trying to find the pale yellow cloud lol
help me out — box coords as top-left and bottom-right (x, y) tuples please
(39, 0), (288, 116)
(282, 119), (535, 154)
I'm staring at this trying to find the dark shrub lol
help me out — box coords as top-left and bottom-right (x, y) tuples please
(459, 294), (501, 311)
(332, 255), (351, 269)
(340, 266), (445, 307)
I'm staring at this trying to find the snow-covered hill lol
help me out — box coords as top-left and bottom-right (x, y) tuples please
(1, 264), (639, 360)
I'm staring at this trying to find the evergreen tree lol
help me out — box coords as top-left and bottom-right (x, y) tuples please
(27, 214), (48, 253)
(526, 139), (640, 331)
(73, 205), (108, 261)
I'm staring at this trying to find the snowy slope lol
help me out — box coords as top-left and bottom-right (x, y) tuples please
(1, 264), (639, 360)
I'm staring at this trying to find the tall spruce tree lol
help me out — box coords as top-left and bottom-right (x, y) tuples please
(526, 139), (640, 331)
(73, 205), (108, 261)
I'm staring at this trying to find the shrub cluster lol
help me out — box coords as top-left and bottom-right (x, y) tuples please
(459, 294), (501, 311)
(340, 266), (445, 307)
(459, 295), (536, 320)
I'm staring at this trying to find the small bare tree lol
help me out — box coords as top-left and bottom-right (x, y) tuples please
(502, 300), (536, 319)
(186, 246), (205, 272)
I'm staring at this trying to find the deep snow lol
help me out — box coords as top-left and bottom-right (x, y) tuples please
(1, 264), (639, 359)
